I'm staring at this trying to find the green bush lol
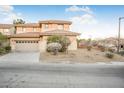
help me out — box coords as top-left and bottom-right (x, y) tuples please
(98, 45), (105, 52)
(0, 48), (6, 55)
(0, 33), (8, 46)
(105, 52), (114, 59)
(108, 48), (115, 53)
(47, 35), (71, 52)
(47, 35), (60, 44)
(118, 50), (124, 56)
(87, 45), (92, 51)
(4, 46), (11, 52)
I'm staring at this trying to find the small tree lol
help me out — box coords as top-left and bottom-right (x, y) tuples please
(47, 35), (60, 44)
(13, 19), (25, 24)
(47, 35), (71, 52)
(0, 33), (7, 47)
(59, 36), (71, 52)
(86, 38), (92, 51)
(105, 52), (114, 59)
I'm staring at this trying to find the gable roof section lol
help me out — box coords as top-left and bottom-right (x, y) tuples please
(9, 32), (40, 38)
(0, 20), (72, 28)
(0, 24), (13, 29)
(39, 20), (72, 24)
(9, 30), (80, 38)
(14, 23), (39, 27)
(40, 29), (80, 36)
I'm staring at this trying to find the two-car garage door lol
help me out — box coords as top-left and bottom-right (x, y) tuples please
(15, 40), (39, 52)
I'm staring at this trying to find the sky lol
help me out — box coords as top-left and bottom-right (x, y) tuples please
(0, 5), (124, 39)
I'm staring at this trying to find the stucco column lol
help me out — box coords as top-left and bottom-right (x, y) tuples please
(39, 36), (47, 52)
(10, 39), (16, 52)
(68, 36), (77, 50)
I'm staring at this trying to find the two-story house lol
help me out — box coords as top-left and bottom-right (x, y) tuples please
(0, 24), (14, 35)
(1, 20), (80, 52)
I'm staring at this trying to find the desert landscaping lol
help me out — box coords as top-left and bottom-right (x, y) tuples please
(40, 48), (124, 63)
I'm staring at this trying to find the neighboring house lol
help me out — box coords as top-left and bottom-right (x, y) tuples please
(0, 24), (14, 35)
(0, 20), (80, 52)
(97, 37), (124, 50)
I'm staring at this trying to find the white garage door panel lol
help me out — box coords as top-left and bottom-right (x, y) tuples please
(15, 41), (39, 52)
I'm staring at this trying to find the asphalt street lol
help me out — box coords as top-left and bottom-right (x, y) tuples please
(0, 62), (124, 88)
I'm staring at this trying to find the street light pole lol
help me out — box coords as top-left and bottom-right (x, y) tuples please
(117, 17), (124, 53)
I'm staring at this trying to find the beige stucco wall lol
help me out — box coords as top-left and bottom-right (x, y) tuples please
(41, 23), (70, 32)
(64, 24), (70, 31)
(39, 36), (47, 52)
(16, 27), (23, 33)
(0, 28), (10, 35)
(67, 36), (77, 50)
(39, 36), (78, 52)
(16, 23), (70, 33)
(16, 27), (41, 34)
(10, 35), (78, 52)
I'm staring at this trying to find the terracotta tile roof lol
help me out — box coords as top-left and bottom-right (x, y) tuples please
(9, 32), (40, 38)
(40, 29), (80, 36)
(0, 24), (13, 29)
(9, 30), (80, 38)
(15, 23), (39, 27)
(39, 20), (72, 24)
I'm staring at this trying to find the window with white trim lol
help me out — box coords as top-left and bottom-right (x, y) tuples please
(44, 24), (49, 29)
(33, 28), (36, 31)
(58, 24), (64, 30)
(22, 28), (25, 32)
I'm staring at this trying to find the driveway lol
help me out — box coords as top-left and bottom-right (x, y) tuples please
(0, 52), (40, 63)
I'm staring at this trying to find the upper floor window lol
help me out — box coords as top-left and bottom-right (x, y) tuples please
(19, 27), (24, 32)
(44, 24), (49, 29)
(58, 24), (64, 30)
(22, 28), (25, 32)
(33, 28), (36, 31)
(4, 29), (9, 32)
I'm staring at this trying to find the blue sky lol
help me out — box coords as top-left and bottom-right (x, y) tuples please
(0, 5), (124, 39)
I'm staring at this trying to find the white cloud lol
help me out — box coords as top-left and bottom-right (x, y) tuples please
(0, 5), (23, 23)
(66, 6), (118, 39)
(66, 5), (93, 14)
(70, 14), (98, 25)
(70, 21), (118, 39)
(0, 5), (13, 12)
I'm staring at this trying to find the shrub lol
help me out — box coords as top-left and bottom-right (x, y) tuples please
(98, 45), (105, 52)
(118, 50), (124, 56)
(0, 32), (7, 42)
(4, 46), (11, 52)
(47, 42), (62, 55)
(47, 35), (60, 44)
(87, 45), (92, 51)
(0, 47), (6, 55)
(59, 36), (71, 52)
(108, 48), (115, 53)
(105, 52), (114, 59)
(47, 35), (71, 52)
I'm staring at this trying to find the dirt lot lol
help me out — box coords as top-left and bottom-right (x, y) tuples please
(40, 49), (124, 63)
